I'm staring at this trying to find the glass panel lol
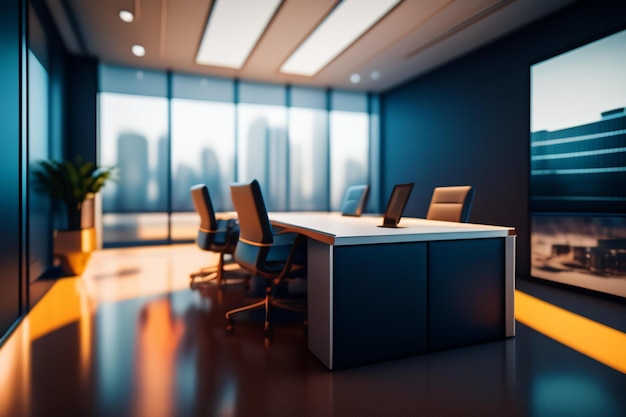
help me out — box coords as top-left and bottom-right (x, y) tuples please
(331, 90), (368, 112)
(368, 95), (381, 213)
(171, 99), (236, 212)
(99, 66), (168, 97)
(288, 87), (328, 210)
(239, 81), (285, 106)
(28, 47), (50, 282)
(170, 212), (200, 241)
(102, 213), (169, 244)
(172, 74), (234, 102)
(329, 92), (369, 211)
(237, 103), (289, 211)
(99, 93), (169, 213)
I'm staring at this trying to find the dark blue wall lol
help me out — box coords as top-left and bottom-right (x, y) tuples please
(0, 0), (76, 339)
(0, 0), (24, 339)
(28, 0), (70, 308)
(381, 0), (626, 278)
(65, 55), (98, 163)
(27, 0), (65, 284)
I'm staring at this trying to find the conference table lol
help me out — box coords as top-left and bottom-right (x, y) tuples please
(269, 212), (516, 370)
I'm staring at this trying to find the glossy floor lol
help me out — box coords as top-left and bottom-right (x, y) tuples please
(1, 244), (625, 417)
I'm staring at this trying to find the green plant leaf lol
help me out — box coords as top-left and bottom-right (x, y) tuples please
(31, 157), (118, 230)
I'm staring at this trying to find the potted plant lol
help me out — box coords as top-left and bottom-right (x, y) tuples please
(33, 157), (117, 275)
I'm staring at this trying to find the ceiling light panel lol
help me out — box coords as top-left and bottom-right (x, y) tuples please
(196, 0), (282, 69)
(280, 0), (401, 77)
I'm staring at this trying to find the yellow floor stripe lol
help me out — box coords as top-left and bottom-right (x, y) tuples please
(515, 290), (626, 374)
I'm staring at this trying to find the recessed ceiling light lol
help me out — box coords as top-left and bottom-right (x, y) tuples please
(371, 70), (381, 80)
(350, 73), (361, 84)
(119, 10), (134, 23)
(280, 0), (401, 76)
(132, 45), (145, 57)
(196, 0), (282, 69)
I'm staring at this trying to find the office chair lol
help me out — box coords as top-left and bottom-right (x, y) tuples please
(426, 185), (474, 223)
(340, 184), (370, 216)
(189, 184), (247, 288)
(225, 179), (307, 339)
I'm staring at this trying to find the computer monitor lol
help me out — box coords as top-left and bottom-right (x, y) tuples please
(380, 183), (414, 228)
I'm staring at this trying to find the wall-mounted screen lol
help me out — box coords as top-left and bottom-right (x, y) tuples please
(530, 28), (626, 298)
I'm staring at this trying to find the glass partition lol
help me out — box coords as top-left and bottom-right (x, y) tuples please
(99, 67), (169, 245)
(329, 91), (369, 211)
(289, 87), (329, 211)
(237, 82), (288, 211)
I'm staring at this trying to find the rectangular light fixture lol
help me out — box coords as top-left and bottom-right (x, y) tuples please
(196, 0), (282, 69)
(280, 0), (401, 76)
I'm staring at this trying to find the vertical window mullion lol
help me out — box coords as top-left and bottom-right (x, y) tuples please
(166, 71), (173, 243)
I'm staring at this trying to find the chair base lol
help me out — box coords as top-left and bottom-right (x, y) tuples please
(190, 253), (250, 289)
(190, 264), (249, 288)
(225, 285), (306, 340)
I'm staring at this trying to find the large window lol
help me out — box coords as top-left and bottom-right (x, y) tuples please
(98, 65), (378, 246)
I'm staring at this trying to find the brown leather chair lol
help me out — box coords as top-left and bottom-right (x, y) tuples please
(426, 185), (474, 223)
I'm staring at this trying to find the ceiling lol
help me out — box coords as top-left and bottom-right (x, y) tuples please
(45, 0), (576, 93)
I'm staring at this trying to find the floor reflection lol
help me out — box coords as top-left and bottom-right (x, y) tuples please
(132, 298), (184, 417)
(0, 245), (624, 416)
(0, 319), (31, 417)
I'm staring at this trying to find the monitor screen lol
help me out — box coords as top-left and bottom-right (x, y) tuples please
(380, 183), (414, 228)
(530, 27), (626, 299)
(530, 28), (626, 213)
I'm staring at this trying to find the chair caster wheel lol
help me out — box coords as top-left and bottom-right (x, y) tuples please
(226, 320), (235, 334)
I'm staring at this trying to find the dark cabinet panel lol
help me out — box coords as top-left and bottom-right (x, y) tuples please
(428, 238), (505, 351)
(333, 242), (428, 369)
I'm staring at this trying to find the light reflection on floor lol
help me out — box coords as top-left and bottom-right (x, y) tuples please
(0, 244), (624, 417)
(82, 244), (215, 303)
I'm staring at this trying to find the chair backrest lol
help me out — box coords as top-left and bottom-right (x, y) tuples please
(341, 185), (369, 216)
(190, 184), (218, 232)
(426, 185), (474, 223)
(230, 179), (273, 245)
(230, 180), (276, 275)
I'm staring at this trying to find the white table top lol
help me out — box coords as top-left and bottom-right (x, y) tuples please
(269, 212), (515, 246)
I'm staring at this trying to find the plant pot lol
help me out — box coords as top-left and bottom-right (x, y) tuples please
(53, 227), (97, 276)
